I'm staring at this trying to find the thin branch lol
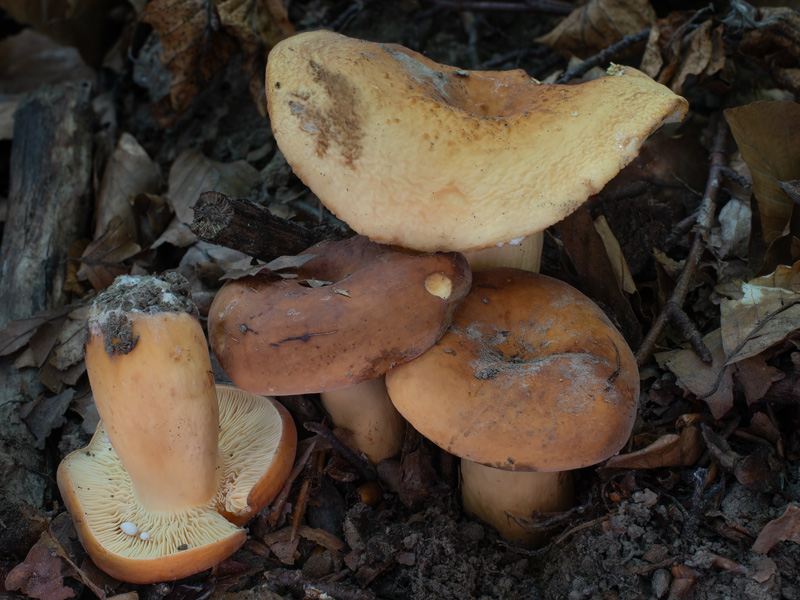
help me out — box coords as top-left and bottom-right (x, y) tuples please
(304, 421), (378, 480)
(557, 28), (651, 83)
(428, 0), (574, 15)
(266, 569), (380, 600)
(636, 115), (730, 366)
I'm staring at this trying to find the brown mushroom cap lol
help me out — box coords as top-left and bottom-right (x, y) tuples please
(57, 384), (296, 584)
(385, 268), (639, 471)
(266, 30), (688, 253)
(208, 235), (472, 395)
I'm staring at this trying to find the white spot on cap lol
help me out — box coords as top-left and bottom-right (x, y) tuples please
(425, 273), (453, 299)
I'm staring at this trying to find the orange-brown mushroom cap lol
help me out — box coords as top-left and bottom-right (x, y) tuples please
(266, 30), (688, 253)
(208, 235), (472, 395)
(385, 268), (640, 471)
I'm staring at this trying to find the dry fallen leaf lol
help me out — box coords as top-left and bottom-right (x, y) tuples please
(656, 329), (734, 419)
(139, 0), (292, 124)
(556, 207), (641, 347)
(5, 531), (75, 600)
(702, 424), (780, 494)
(739, 8), (800, 97)
(600, 426), (704, 473)
(0, 0), (118, 66)
(752, 504), (800, 554)
(19, 389), (75, 450)
(139, 0), (238, 125)
(594, 215), (636, 294)
(79, 217), (142, 291)
(641, 12), (731, 94)
(94, 133), (162, 240)
(168, 148), (260, 225)
(49, 306), (91, 371)
(733, 355), (785, 405)
(216, 0), (294, 115)
(131, 192), (174, 247)
(725, 101), (800, 246)
(670, 19), (728, 95)
(711, 197), (751, 260)
(27, 315), (70, 368)
(220, 253), (318, 281)
(537, 0), (655, 59)
(0, 306), (73, 357)
(719, 263), (800, 364)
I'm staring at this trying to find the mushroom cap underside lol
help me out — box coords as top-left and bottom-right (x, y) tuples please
(57, 386), (297, 583)
(385, 268), (640, 471)
(208, 235), (472, 395)
(266, 30), (689, 252)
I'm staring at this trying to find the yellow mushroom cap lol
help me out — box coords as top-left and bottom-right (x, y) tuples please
(266, 30), (688, 253)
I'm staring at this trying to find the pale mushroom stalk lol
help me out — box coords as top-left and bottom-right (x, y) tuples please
(319, 377), (405, 464)
(460, 462), (573, 546)
(463, 234), (543, 272)
(84, 292), (221, 511)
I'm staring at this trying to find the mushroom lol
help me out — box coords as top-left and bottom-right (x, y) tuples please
(266, 30), (688, 266)
(264, 31), (678, 540)
(385, 268), (640, 546)
(208, 235), (472, 463)
(57, 274), (297, 583)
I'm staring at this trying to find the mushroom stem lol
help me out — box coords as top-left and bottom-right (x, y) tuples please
(463, 233), (543, 272)
(320, 376), (405, 463)
(460, 460), (574, 547)
(85, 282), (220, 511)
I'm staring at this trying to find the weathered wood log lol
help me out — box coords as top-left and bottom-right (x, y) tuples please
(0, 83), (94, 508)
(190, 191), (323, 261)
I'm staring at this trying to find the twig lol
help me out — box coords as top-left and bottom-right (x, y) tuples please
(428, 0), (574, 15)
(557, 28), (652, 83)
(682, 466), (708, 537)
(665, 302), (712, 362)
(330, 0), (381, 32)
(664, 208), (700, 251)
(552, 515), (609, 545)
(635, 115), (730, 366)
(268, 439), (318, 527)
(304, 421), (378, 480)
(190, 191), (322, 261)
(718, 166), (751, 190)
(266, 568), (379, 600)
(477, 45), (551, 69)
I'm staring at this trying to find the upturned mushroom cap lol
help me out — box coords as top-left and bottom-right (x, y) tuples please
(266, 30), (689, 253)
(57, 385), (297, 583)
(385, 268), (639, 471)
(208, 235), (472, 395)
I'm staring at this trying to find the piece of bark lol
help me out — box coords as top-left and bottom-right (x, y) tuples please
(0, 83), (94, 328)
(191, 191), (323, 260)
(0, 83), (94, 508)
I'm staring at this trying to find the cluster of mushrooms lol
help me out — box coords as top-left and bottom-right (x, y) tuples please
(214, 31), (688, 545)
(59, 30), (689, 582)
